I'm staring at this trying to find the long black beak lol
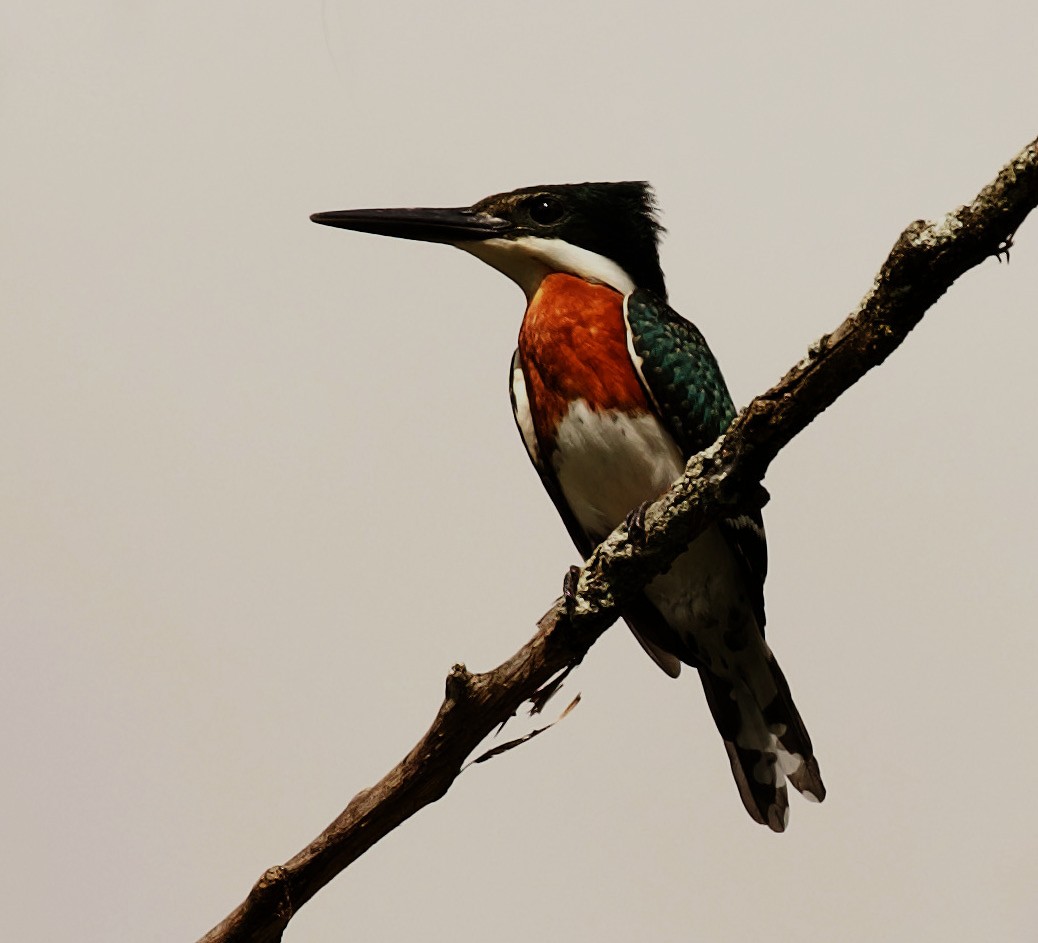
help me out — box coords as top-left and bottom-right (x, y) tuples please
(309, 206), (509, 244)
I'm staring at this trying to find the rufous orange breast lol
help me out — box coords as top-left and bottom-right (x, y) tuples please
(517, 273), (651, 453)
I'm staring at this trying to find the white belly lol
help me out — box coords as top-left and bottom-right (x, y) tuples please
(552, 398), (751, 655)
(552, 399), (684, 538)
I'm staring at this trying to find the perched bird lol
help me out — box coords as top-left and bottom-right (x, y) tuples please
(311, 182), (824, 830)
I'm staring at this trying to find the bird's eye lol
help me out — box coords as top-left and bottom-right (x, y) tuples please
(527, 196), (565, 225)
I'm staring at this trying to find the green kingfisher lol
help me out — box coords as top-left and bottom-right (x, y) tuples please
(311, 182), (825, 831)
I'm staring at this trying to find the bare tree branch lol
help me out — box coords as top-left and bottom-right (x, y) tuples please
(197, 135), (1038, 943)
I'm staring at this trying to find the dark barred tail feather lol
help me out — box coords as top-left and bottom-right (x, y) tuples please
(699, 647), (824, 832)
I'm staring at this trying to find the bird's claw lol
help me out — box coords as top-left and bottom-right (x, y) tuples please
(563, 565), (582, 621)
(624, 500), (652, 546)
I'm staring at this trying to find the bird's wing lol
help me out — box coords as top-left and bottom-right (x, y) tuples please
(622, 289), (768, 629)
(509, 349), (683, 676)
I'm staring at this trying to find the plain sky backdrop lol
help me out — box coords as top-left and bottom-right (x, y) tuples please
(3, 3), (1036, 941)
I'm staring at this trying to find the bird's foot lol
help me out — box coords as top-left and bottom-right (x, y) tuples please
(995, 229), (1017, 263)
(563, 565), (582, 622)
(624, 500), (652, 546)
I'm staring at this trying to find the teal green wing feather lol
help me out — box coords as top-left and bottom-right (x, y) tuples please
(624, 289), (768, 629)
(624, 289), (736, 451)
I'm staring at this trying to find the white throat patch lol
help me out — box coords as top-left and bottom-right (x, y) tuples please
(458, 236), (636, 300)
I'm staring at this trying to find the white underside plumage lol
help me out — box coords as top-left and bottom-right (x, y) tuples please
(550, 401), (750, 653)
(551, 399), (683, 538)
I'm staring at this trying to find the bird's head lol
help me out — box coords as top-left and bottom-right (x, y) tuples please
(311, 182), (666, 301)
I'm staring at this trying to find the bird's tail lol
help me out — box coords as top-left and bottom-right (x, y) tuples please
(698, 642), (825, 832)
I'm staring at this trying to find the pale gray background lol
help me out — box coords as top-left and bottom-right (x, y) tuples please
(3, 2), (1036, 940)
